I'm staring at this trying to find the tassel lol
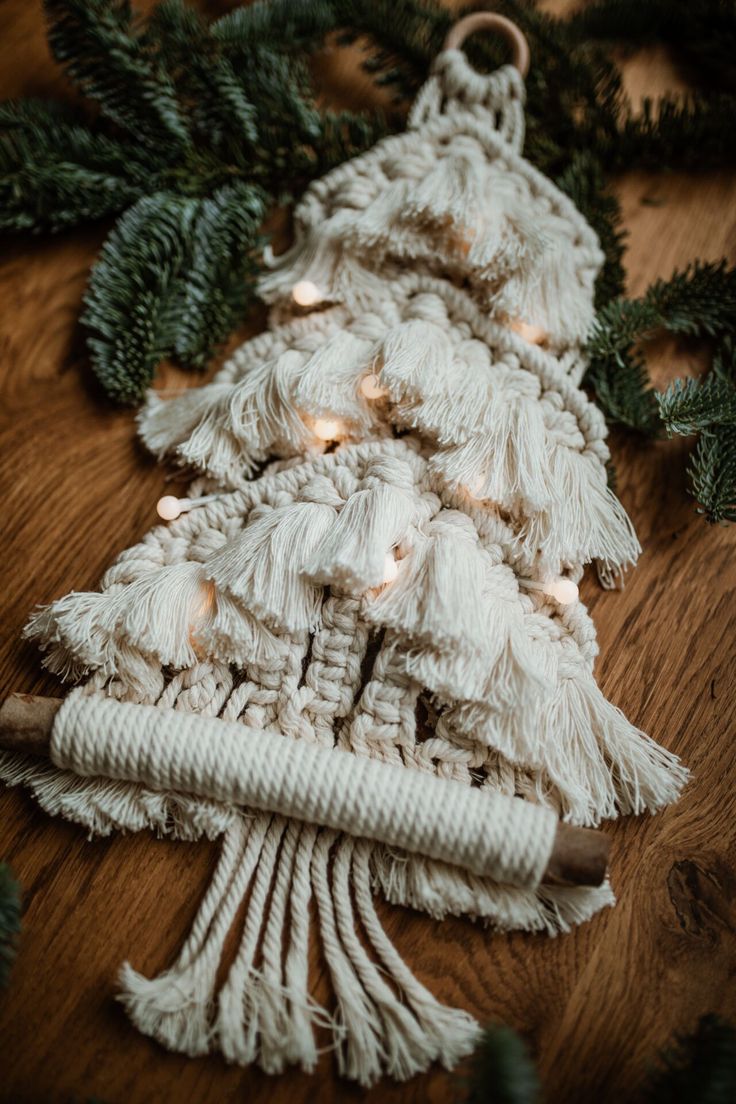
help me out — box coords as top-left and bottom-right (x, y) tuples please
(255, 821), (306, 1074)
(349, 176), (411, 248)
(364, 513), (530, 702)
(138, 383), (252, 485)
(364, 511), (493, 653)
(215, 817), (289, 1066)
(197, 589), (286, 668)
(430, 384), (555, 512)
(310, 830), (384, 1085)
(466, 165), (546, 274)
(228, 349), (309, 457)
(24, 562), (214, 675)
(404, 147), (488, 234)
(518, 446), (641, 572)
(379, 319), (454, 401)
(205, 487), (339, 633)
(352, 842), (480, 1066)
(501, 236), (595, 343)
(119, 815), (268, 1055)
(331, 837), (438, 1080)
(304, 463), (421, 592)
(293, 330), (376, 431)
(118, 563), (216, 668)
(257, 223), (344, 303)
(535, 669), (689, 826)
(137, 383), (233, 465)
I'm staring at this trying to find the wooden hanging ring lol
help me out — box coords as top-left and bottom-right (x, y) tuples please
(443, 12), (530, 78)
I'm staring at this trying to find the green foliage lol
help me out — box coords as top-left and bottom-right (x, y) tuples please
(643, 1015), (736, 1103)
(586, 263), (736, 517)
(0, 863), (21, 989)
(462, 1017), (736, 1102)
(465, 1025), (540, 1104)
(84, 184), (266, 401)
(2, 0), (736, 520)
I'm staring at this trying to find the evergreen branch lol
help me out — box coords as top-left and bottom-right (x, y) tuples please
(689, 425), (736, 523)
(0, 863), (21, 989)
(84, 185), (267, 400)
(555, 150), (626, 304)
(586, 345), (660, 433)
(644, 261), (736, 337)
(569, 0), (736, 95)
(658, 375), (736, 435)
(44, 0), (190, 148)
(172, 181), (266, 368)
(643, 1014), (736, 1101)
(604, 93), (736, 173)
(0, 100), (149, 232)
(465, 1025), (540, 1104)
(83, 193), (199, 402)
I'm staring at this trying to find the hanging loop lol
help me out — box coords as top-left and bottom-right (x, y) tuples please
(443, 12), (530, 78)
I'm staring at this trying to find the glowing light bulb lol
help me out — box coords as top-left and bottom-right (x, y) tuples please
(314, 417), (342, 442)
(157, 495), (182, 520)
(511, 320), (547, 345)
(156, 493), (219, 521)
(382, 553), (399, 584)
(360, 373), (388, 400)
(545, 577), (579, 605)
(292, 280), (322, 307)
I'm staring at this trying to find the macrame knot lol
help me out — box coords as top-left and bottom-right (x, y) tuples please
(298, 476), (344, 509)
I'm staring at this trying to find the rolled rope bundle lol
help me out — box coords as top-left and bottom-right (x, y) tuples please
(0, 691), (609, 889)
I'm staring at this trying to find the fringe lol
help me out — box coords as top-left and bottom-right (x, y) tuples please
(0, 750), (232, 840)
(371, 846), (616, 935)
(430, 388), (555, 513)
(517, 447), (641, 573)
(445, 666), (688, 827)
(119, 815), (270, 1055)
(304, 478), (419, 592)
(293, 330), (376, 432)
(205, 497), (338, 633)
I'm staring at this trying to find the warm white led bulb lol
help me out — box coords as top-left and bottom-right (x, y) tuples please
(545, 577), (579, 605)
(313, 417), (342, 442)
(292, 280), (322, 306)
(157, 495), (182, 521)
(511, 320), (547, 345)
(382, 553), (399, 584)
(359, 373), (388, 400)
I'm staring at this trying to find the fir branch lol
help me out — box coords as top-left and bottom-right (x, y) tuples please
(569, 0), (736, 95)
(0, 863), (21, 989)
(84, 185), (267, 401)
(465, 1025), (540, 1104)
(658, 376), (736, 435)
(689, 426), (736, 523)
(643, 1014), (736, 1102)
(0, 100), (150, 232)
(44, 0), (190, 148)
(171, 182), (266, 368)
(586, 263), (736, 435)
(555, 150), (627, 304)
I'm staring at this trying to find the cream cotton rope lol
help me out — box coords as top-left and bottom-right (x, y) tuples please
(1, 14), (688, 1086)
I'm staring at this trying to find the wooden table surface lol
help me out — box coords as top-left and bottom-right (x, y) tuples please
(1, 3), (735, 1102)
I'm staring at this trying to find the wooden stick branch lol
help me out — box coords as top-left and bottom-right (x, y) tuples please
(0, 693), (610, 889)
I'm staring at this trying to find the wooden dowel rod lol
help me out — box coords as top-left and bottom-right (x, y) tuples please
(0, 693), (609, 888)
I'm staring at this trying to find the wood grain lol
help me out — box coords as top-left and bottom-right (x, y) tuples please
(1, 3), (735, 1102)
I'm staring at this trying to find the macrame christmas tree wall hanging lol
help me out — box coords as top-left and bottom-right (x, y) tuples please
(0, 13), (688, 1086)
